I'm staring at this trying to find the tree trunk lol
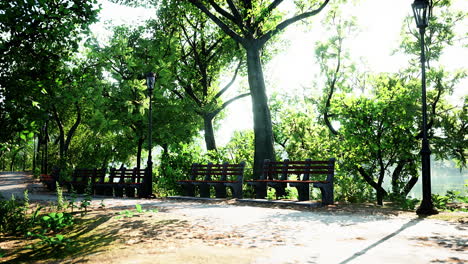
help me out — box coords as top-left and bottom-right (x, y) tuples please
(0, 151), (4, 171)
(402, 176), (419, 196)
(23, 154), (26, 171)
(53, 103), (81, 167)
(10, 154), (15, 171)
(246, 42), (275, 177)
(136, 137), (144, 170)
(203, 114), (217, 151)
(357, 167), (388, 205)
(161, 144), (169, 179)
(376, 189), (384, 206)
(391, 159), (408, 194)
(32, 136), (36, 172)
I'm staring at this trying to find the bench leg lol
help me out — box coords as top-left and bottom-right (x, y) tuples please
(247, 182), (267, 199)
(225, 182), (243, 199)
(74, 184), (86, 194)
(198, 184), (210, 198)
(114, 186), (124, 197)
(180, 183), (195, 197)
(95, 186), (106, 195)
(213, 183), (227, 198)
(268, 182), (287, 199)
(125, 187), (136, 198)
(103, 186), (114, 196)
(137, 186), (144, 198)
(290, 183), (309, 201)
(314, 183), (334, 205)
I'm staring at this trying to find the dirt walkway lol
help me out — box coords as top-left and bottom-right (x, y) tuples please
(1, 172), (467, 264)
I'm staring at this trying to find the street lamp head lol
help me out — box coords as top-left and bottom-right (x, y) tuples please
(146, 72), (155, 92)
(412, 0), (430, 29)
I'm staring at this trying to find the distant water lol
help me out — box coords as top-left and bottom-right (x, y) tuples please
(394, 159), (467, 199)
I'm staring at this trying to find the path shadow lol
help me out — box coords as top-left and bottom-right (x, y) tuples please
(338, 218), (422, 264)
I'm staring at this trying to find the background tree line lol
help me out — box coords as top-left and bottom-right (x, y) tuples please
(0, 0), (466, 203)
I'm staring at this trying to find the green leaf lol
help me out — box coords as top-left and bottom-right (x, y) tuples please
(135, 204), (143, 213)
(32, 101), (41, 109)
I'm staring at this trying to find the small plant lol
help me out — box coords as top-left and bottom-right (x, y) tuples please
(388, 194), (420, 210)
(23, 189), (30, 210)
(135, 204), (143, 213)
(0, 194), (27, 235)
(279, 187), (298, 200)
(432, 190), (468, 212)
(56, 182), (65, 210)
(446, 190), (468, 203)
(115, 210), (134, 219)
(115, 204), (158, 219)
(79, 196), (91, 216)
(266, 187), (276, 200)
(39, 212), (74, 232)
(67, 187), (77, 213)
(79, 180), (93, 215)
(28, 233), (74, 249)
(99, 200), (105, 208)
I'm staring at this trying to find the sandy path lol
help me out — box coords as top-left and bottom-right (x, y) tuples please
(1, 172), (467, 264)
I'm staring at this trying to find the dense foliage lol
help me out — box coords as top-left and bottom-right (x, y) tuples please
(0, 1), (466, 204)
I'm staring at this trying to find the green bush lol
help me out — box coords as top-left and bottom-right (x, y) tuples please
(39, 212), (74, 232)
(388, 194), (420, 210)
(432, 190), (467, 212)
(279, 187), (298, 200)
(0, 194), (28, 235)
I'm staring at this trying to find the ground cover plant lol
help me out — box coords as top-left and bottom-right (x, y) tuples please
(0, 0), (466, 230)
(0, 190), (165, 263)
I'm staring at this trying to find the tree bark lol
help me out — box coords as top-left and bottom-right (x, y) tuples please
(136, 137), (144, 170)
(402, 176), (419, 197)
(357, 167), (388, 205)
(63, 103), (81, 156)
(52, 103), (81, 167)
(203, 114), (217, 151)
(245, 42), (275, 177)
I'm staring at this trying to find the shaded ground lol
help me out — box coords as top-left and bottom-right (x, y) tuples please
(1, 172), (467, 264)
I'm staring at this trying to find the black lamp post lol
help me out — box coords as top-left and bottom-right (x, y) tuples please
(412, 0), (438, 215)
(144, 72), (155, 198)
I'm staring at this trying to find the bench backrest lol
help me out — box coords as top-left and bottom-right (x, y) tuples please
(109, 167), (146, 184)
(72, 168), (106, 184)
(262, 158), (335, 182)
(189, 161), (246, 182)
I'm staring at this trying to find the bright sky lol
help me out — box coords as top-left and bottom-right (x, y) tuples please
(91, 0), (467, 146)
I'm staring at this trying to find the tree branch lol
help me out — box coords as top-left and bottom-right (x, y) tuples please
(214, 57), (243, 99)
(357, 166), (388, 196)
(259, 0), (329, 46)
(253, 0), (283, 29)
(64, 103), (81, 154)
(188, 0), (246, 45)
(226, 0), (243, 22)
(212, 92), (250, 116)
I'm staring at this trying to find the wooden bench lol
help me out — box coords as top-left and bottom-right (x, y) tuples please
(65, 167), (147, 198)
(66, 168), (106, 194)
(245, 158), (335, 205)
(95, 167), (147, 198)
(39, 167), (60, 191)
(177, 162), (246, 199)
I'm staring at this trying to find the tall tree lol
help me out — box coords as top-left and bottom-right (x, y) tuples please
(95, 24), (201, 169)
(186, 0), (332, 175)
(316, 1), (466, 204)
(158, 2), (248, 151)
(0, 0), (99, 171)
